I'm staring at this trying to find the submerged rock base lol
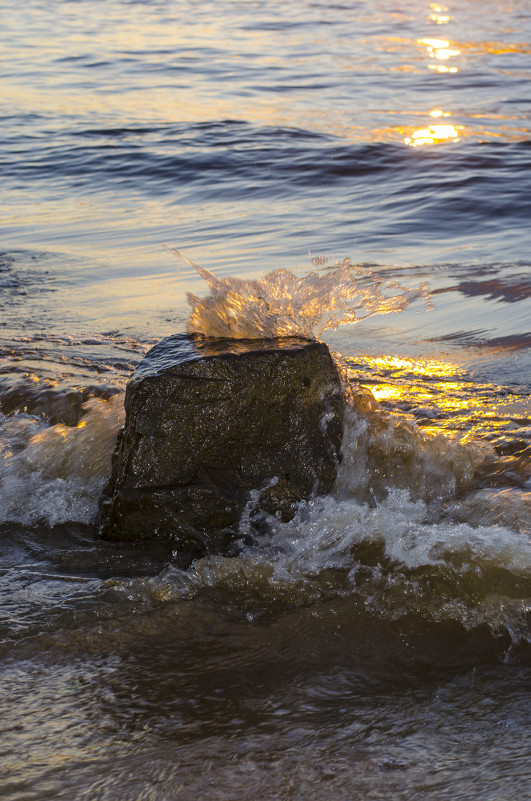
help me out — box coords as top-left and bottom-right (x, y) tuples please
(99, 334), (344, 560)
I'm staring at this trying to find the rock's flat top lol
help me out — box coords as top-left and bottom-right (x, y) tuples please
(133, 334), (322, 378)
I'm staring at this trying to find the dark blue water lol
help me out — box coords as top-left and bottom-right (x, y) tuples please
(1, 1), (531, 799)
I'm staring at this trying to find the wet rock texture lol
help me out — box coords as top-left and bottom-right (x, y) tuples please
(99, 334), (344, 560)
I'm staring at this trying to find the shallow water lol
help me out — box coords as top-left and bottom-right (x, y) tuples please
(1, 1), (531, 799)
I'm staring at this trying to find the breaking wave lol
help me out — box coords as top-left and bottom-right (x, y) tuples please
(1, 250), (529, 643)
(104, 400), (530, 642)
(117, 483), (531, 641)
(1, 371), (530, 643)
(0, 395), (124, 526)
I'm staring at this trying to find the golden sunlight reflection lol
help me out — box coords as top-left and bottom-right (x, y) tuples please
(353, 355), (462, 378)
(404, 122), (461, 146)
(370, 384), (432, 404)
(422, 37), (450, 48)
(430, 4), (451, 24)
(428, 64), (459, 73)
(419, 37), (460, 72)
(434, 48), (460, 59)
(346, 354), (531, 444)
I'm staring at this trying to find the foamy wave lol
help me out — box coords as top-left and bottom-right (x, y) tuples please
(0, 395), (124, 526)
(106, 390), (530, 639)
(337, 398), (494, 503)
(110, 485), (531, 639)
(3, 333), (528, 643)
(165, 248), (431, 339)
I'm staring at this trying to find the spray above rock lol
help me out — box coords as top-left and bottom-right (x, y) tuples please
(165, 246), (432, 341)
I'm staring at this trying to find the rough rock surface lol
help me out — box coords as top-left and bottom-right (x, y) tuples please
(99, 334), (344, 560)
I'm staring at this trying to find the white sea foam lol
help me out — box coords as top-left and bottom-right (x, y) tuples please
(336, 400), (494, 503)
(112, 483), (531, 638)
(0, 395), (124, 526)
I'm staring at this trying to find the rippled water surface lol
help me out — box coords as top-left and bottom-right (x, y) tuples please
(1, 1), (531, 799)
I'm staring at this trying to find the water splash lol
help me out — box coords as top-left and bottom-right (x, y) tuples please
(0, 395), (125, 526)
(165, 247), (431, 339)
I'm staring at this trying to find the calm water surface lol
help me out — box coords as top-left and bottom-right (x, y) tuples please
(1, 1), (531, 799)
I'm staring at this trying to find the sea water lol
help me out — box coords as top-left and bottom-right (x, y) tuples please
(1, 1), (531, 799)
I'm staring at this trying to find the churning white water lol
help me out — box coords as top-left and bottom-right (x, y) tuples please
(0, 253), (529, 644)
(0, 395), (124, 526)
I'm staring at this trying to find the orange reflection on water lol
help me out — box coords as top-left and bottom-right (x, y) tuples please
(422, 37), (450, 48)
(429, 64), (459, 73)
(404, 122), (461, 146)
(347, 354), (530, 443)
(355, 356), (461, 378)
(430, 3), (451, 24)
(433, 47), (459, 59)
(460, 40), (531, 57)
(370, 383), (433, 404)
(421, 39), (459, 59)
(419, 37), (460, 72)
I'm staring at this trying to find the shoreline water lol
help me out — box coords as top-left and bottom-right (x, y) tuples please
(1, 0), (531, 797)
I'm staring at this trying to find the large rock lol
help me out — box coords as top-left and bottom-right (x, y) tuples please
(98, 334), (344, 561)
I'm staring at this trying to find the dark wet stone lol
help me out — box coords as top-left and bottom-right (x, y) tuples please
(98, 334), (344, 560)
